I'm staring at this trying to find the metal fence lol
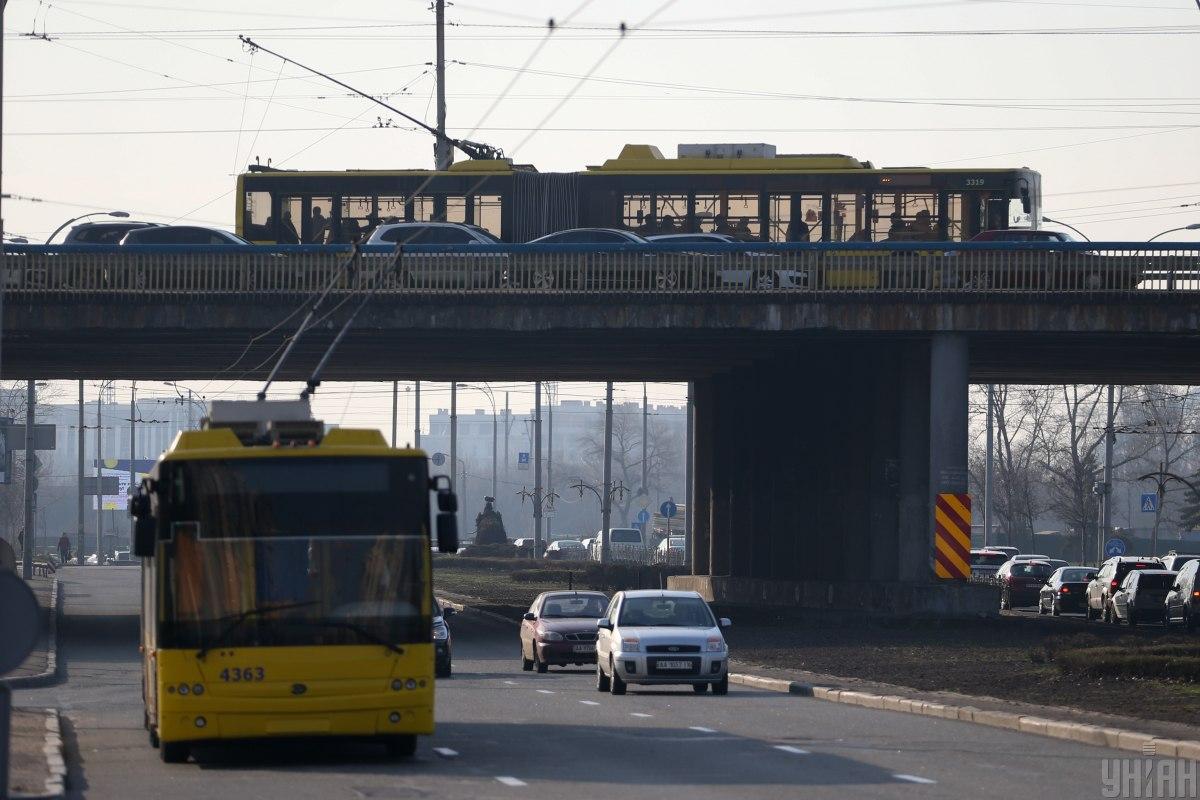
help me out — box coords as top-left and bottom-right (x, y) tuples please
(3, 242), (1198, 298)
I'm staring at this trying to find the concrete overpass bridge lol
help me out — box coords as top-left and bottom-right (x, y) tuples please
(4, 241), (1198, 614)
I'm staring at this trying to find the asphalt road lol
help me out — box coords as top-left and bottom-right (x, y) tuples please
(16, 567), (1131, 799)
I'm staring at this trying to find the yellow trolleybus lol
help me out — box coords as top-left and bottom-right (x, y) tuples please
(131, 400), (458, 763)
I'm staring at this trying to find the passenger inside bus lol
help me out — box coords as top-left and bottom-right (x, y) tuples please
(310, 207), (329, 244)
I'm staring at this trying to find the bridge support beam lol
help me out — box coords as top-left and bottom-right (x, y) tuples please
(672, 336), (990, 617)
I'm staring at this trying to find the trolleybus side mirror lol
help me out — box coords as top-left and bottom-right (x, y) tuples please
(436, 512), (458, 554)
(430, 475), (458, 513)
(130, 490), (156, 558)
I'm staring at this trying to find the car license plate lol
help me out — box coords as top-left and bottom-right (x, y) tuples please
(656, 660), (691, 670)
(572, 644), (594, 653)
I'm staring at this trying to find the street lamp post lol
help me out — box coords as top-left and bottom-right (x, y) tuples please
(1040, 216), (1091, 241)
(45, 210), (130, 244)
(457, 383), (497, 503)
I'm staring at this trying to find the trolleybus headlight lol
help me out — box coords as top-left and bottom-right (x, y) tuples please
(178, 683), (190, 695)
(194, 716), (207, 728)
(388, 712), (401, 724)
(192, 684), (204, 695)
(405, 679), (417, 690)
(391, 679), (403, 691)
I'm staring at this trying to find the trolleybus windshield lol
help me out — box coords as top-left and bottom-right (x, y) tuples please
(158, 457), (431, 651)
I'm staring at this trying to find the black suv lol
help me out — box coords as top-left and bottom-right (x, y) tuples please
(1085, 556), (1164, 623)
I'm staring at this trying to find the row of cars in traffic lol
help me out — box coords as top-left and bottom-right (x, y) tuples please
(972, 547), (1200, 627)
(511, 528), (687, 565)
(436, 589), (732, 694)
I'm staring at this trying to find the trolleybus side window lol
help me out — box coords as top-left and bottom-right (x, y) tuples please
(473, 194), (503, 236)
(243, 191), (272, 242)
(768, 194), (822, 242)
(831, 193), (865, 242)
(695, 193), (761, 240)
(871, 192), (938, 241)
(622, 194), (688, 236)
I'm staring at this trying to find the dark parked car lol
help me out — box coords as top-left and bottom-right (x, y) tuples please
(1111, 570), (1176, 626)
(997, 560), (1056, 610)
(1165, 559), (1200, 630)
(520, 591), (610, 673)
(433, 599), (456, 677)
(524, 228), (660, 289)
(120, 226), (251, 245)
(1086, 556), (1165, 622)
(1038, 566), (1094, 616)
(62, 221), (162, 244)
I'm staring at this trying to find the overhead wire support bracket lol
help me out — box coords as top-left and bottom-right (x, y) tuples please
(237, 35), (504, 162)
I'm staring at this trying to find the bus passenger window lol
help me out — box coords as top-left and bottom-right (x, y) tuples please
(243, 191), (272, 242)
(472, 195), (502, 237)
(378, 196), (406, 224)
(446, 196), (468, 224)
(831, 193), (865, 242)
(412, 195), (436, 222)
(768, 194), (821, 242)
(695, 193), (760, 240)
(870, 192), (936, 242)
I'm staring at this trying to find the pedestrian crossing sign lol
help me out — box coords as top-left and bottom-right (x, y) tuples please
(1141, 493), (1158, 513)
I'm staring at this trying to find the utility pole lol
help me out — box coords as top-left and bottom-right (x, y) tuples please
(186, 388), (195, 429)
(22, 380), (34, 579)
(413, 381), (421, 447)
(533, 382), (543, 551)
(77, 380), (84, 566)
(433, 0), (453, 170)
(984, 384), (994, 549)
(95, 385), (103, 564)
(1101, 384), (1115, 564)
(129, 382), (136, 544)
(601, 381), (614, 564)
(391, 380), (398, 447)
(642, 383), (649, 494)
(546, 383), (554, 542)
(450, 382), (458, 530)
(685, 382), (694, 566)
(503, 391), (510, 501)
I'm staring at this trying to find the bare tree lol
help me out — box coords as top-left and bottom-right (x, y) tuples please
(981, 386), (1054, 551)
(1122, 386), (1200, 547)
(572, 411), (681, 525)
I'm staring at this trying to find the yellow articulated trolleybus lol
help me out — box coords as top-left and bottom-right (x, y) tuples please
(130, 399), (459, 764)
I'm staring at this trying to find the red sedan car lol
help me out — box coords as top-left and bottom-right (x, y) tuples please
(520, 591), (610, 673)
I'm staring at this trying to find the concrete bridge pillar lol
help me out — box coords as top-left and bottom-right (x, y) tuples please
(927, 333), (970, 568)
(689, 377), (714, 576)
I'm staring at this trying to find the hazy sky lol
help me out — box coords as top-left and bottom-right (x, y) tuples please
(4, 0), (1200, 435)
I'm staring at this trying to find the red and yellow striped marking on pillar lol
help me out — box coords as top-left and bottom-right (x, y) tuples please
(934, 493), (972, 580)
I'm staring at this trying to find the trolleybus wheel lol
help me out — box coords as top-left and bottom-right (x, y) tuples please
(159, 741), (189, 763)
(385, 735), (417, 758)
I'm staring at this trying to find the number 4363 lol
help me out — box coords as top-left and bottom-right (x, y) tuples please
(219, 667), (265, 682)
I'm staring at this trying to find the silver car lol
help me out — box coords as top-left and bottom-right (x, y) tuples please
(595, 590), (731, 696)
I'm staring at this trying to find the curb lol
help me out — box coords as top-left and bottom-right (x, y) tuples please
(729, 671), (1200, 760)
(11, 708), (66, 800)
(1, 578), (61, 690)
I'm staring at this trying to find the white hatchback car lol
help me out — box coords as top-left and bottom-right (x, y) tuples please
(595, 590), (731, 695)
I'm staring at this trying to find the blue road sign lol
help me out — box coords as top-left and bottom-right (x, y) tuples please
(636, 508), (651, 524)
(517, 452), (530, 471)
(431, 452), (446, 467)
(1141, 493), (1158, 513)
(660, 499), (678, 519)
(1104, 537), (1127, 558)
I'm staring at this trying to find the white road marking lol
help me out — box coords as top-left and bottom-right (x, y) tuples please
(496, 776), (528, 787)
(689, 726), (718, 733)
(433, 747), (458, 758)
(630, 712), (653, 718)
(894, 774), (938, 785)
(774, 745), (810, 755)
(503, 680), (517, 685)
(579, 700), (600, 706)
(536, 689), (556, 694)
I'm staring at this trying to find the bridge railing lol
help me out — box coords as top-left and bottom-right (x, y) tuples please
(3, 242), (1197, 297)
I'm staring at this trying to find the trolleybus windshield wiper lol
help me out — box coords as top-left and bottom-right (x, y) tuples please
(196, 601), (319, 659)
(287, 619), (405, 656)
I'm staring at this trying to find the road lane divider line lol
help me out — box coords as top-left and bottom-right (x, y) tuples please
(579, 700), (600, 706)
(496, 776), (528, 787)
(773, 745), (810, 755)
(631, 713), (653, 718)
(689, 726), (718, 733)
(894, 774), (937, 785)
(536, 689), (556, 694)
(503, 680), (517, 685)
(433, 747), (459, 758)
(729, 671), (1200, 760)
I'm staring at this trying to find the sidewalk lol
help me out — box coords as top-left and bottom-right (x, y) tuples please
(1, 576), (58, 688)
(6, 708), (65, 799)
